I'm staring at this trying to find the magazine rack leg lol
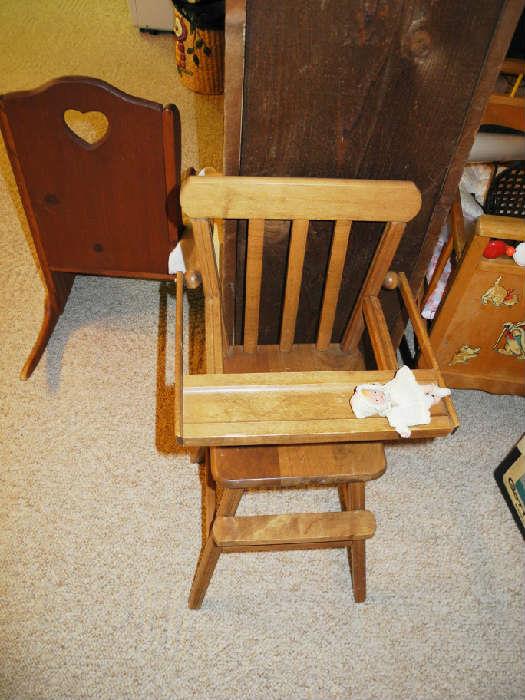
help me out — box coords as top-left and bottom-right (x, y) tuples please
(20, 271), (74, 380)
(20, 297), (59, 380)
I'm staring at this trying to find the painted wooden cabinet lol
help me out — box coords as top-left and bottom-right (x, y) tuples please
(429, 215), (525, 396)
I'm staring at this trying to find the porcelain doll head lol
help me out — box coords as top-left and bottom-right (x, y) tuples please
(350, 383), (390, 418)
(361, 387), (388, 406)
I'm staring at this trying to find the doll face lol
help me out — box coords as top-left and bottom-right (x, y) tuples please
(361, 388), (387, 406)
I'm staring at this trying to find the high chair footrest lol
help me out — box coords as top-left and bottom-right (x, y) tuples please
(213, 510), (376, 548)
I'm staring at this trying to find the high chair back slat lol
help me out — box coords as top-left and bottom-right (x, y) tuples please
(279, 219), (309, 352)
(341, 221), (406, 353)
(192, 219), (221, 301)
(316, 219), (352, 350)
(191, 218), (225, 372)
(244, 219), (265, 353)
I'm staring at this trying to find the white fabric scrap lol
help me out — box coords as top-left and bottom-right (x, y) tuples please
(422, 164), (491, 320)
(513, 242), (525, 267)
(350, 365), (451, 438)
(168, 242), (186, 274)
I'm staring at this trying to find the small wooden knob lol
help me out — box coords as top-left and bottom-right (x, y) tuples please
(184, 269), (202, 289)
(383, 271), (399, 290)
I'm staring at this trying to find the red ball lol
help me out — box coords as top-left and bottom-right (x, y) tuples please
(483, 239), (507, 259)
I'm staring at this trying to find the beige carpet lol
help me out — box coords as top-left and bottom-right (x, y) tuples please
(1, 2), (524, 699)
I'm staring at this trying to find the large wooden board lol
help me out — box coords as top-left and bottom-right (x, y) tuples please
(223, 0), (523, 345)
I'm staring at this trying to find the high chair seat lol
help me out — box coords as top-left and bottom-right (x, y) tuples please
(212, 442), (386, 489)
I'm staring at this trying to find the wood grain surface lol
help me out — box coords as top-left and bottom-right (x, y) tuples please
(223, 0), (523, 344)
(180, 176), (421, 222)
(212, 442), (386, 488)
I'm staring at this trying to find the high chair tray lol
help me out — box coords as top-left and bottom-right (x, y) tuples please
(177, 368), (458, 447)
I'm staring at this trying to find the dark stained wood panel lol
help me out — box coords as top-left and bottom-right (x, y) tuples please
(1, 76), (177, 277)
(224, 0), (523, 345)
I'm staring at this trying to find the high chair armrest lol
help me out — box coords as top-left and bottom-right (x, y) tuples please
(178, 226), (202, 289)
(175, 272), (184, 441)
(362, 296), (398, 371)
(397, 272), (439, 371)
(363, 272), (441, 373)
(398, 272), (459, 431)
(476, 215), (525, 242)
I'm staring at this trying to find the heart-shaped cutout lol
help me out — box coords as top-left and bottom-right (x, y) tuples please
(63, 109), (109, 147)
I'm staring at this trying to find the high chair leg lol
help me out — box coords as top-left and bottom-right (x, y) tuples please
(188, 535), (221, 610)
(188, 487), (243, 609)
(339, 482), (367, 602)
(204, 456), (216, 537)
(349, 482), (366, 603)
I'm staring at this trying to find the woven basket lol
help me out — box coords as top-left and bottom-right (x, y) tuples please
(173, 9), (224, 95)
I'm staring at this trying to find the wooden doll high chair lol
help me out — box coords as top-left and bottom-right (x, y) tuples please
(176, 176), (458, 608)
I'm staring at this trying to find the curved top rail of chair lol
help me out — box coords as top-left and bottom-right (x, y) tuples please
(180, 176), (422, 223)
(0, 75), (164, 112)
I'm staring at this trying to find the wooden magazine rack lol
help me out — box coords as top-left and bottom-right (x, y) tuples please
(0, 77), (183, 379)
